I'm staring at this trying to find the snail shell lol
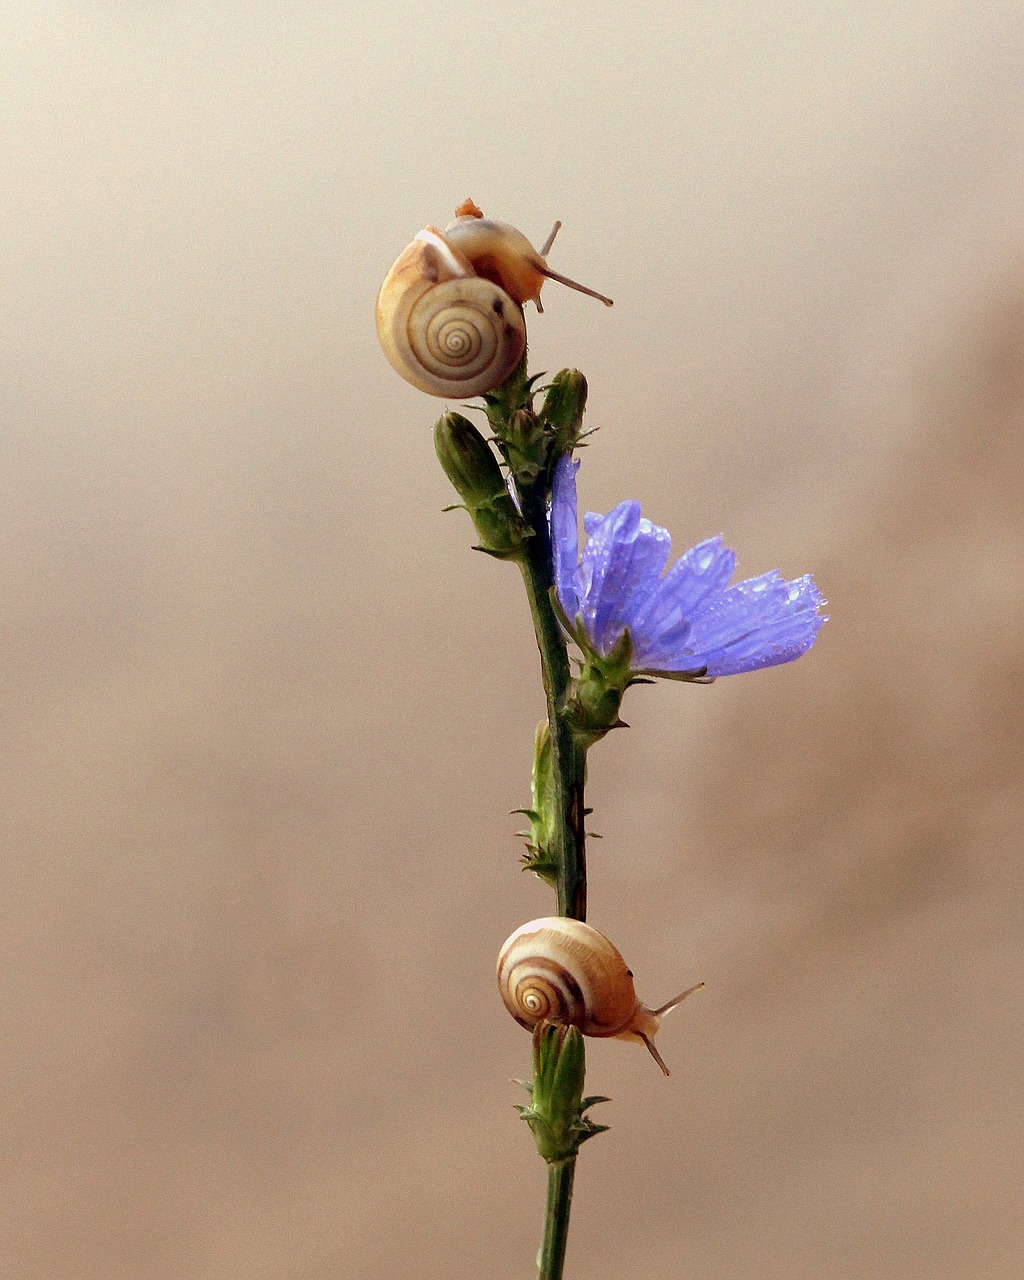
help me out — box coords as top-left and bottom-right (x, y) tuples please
(376, 200), (612, 399)
(496, 917), (702, 1076)
(375, 226), (528, 399)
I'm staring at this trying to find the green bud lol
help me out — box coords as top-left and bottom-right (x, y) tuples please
(520, 722), (558, 884)
(540, 370), (588, 453)
(434, 412), (506, 508)
(515, 1023), (609, 1162)
(468, 496), (528, 560)
(433, 412), (527, 560)
(482, 353), (538, 427)
(503, 407), (549, 483)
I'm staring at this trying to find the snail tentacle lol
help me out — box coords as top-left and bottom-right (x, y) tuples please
(497, 917), (698, 1076)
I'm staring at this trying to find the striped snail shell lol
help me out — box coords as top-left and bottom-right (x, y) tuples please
(496, 917), (703, 1076)
(375, 198), (612, 399)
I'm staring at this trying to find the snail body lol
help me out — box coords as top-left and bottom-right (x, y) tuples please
(496, 917), (702, 1076)
(376, 200), (612, 399)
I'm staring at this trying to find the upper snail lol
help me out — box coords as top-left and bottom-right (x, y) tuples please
(375, 199), (613, 399)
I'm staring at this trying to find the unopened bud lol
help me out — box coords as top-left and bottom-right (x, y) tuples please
(433, 412), (527, 560)
(515, 1023), (609, 1162)
(541, 370), (588, 453)
(503, 407), (549, 483)
(434, 412), (506, 508)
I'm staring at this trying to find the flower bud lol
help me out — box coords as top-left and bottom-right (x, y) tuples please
(433, 412), (527, 560)
(503, 407), (549, 483)
(515, 1023), (608, 1163)
(540, 370), (588, 453)
(519, 721), (558, 884)
(433, 412), (506, 508)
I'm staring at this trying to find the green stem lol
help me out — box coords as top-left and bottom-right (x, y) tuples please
(516, 472), (588, 1280)
(517, 478), (588, 920)
(538, 1159), (576, 1280)
(488, 364), (590, 1279)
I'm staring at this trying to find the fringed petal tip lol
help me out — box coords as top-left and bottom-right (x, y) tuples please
(549, 458), (826, 678)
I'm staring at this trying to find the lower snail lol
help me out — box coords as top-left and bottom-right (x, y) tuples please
(497, 917), (703, 1077)
(375, 198), (613, 399)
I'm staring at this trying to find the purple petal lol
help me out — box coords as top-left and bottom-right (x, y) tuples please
(548, 460), (826, 678)
(627, 537), (736, 667)
(550, 455), (581, 619)
(675, 571), (826, 676)
(578, 505), (672, 654)
(577, 501), (640, 649)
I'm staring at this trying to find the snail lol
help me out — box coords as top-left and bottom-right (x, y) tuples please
(497, 917), (703, 1076)
(376, 198), (613, 399)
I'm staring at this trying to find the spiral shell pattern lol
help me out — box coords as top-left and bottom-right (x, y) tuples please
(403, 276), (525, 397)
(499, 949), (586, 1031)
(375, 230), (527, 399)
(496, 917), (641, 1038)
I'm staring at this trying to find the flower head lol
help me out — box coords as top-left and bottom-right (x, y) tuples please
(551, 456), (826, 679)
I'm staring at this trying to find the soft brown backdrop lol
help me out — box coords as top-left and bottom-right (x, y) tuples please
(3, 5), (1022, 1278)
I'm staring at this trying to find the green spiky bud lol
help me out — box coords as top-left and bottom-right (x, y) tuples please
(519, 721), (559, 884)
(434, 412), (527, 559)
(434, 412), (506, 507)
(515, 1023), (609, 1163)
(503, 407), (549, 483)
(540, 370), (588, 454)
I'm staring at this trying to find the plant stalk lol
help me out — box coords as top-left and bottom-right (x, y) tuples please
(538, 1160), (576, 1280)
(516, 470), (589, 1280)
(517, 477), (588, 921)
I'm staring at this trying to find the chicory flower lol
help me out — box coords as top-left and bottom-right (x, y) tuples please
(551, 456), (825, 682)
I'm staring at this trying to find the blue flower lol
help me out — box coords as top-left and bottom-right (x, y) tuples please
(550, 456), (826, 679)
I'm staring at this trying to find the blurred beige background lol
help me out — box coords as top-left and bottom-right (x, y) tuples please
(3, 4), (1023, 1277)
